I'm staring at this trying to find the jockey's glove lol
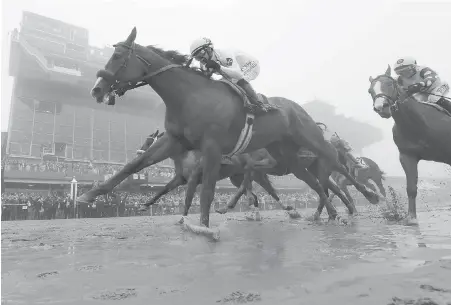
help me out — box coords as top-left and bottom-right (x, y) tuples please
(204, 59), (221, 72)
(407, 83), (424, 94)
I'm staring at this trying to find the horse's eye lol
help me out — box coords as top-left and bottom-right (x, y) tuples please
(113, 53), (121, 60)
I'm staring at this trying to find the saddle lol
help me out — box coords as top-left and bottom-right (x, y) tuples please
(219, 79), (278, 115)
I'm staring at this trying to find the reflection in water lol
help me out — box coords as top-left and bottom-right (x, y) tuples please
(2, 207), (451, 305)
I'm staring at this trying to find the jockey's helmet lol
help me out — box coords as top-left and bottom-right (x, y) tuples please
(394, 57), (417, 76)
(190, 37), (213, 58)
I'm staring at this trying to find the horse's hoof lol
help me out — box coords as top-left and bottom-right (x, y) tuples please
(215, 207), (229, 214)
(211, 229), (220, 241)
(312, 211), (321, 221)
(328, 217), (340, 225)
(404, 216), (419, 226)
(284, 205), (294, 211)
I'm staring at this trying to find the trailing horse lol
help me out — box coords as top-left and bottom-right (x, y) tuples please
(368, 66), (451, 225)
(137, 129), (356, 221)
(78, 27), (379, 233)
(329, 156), (387, 206)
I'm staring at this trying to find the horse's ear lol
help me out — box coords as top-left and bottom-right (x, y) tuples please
(125, 27), (137, 45)
(369, 76), (374, 82)
(385, 65), (391, 76)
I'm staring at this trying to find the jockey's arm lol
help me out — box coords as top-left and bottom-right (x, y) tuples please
(419, 67), (439, 90)
(219, 65), (244, 80)
(214, 49), (245, 80)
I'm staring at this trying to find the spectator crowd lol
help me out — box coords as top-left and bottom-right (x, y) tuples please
(1, 188), (320, 221)
(3, 157), (175, 178)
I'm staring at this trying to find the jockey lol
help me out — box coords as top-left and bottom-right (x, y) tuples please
(188, 37), (264, 111)
(330, 133), (367, 177)
(394, 57), (451, 113)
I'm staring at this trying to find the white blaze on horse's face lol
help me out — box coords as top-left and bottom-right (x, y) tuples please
(372, 80), (388, 111)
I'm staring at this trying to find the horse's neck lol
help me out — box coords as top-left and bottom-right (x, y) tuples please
(147, 65), (208, 111)
(392, 98), (429, 136)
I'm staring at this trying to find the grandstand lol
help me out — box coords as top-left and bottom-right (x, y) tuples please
(4, 11), (177, 192)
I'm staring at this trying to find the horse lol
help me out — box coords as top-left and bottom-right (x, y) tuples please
(79, 27), (379, 232)
(328, 156), (387, 206)
(368, 65), (451, 225)
(137, 128), (356, 220)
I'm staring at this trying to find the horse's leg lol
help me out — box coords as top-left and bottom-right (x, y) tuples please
(180, 136), (221, 239)
(399, 153), (419, 226)
(315, 158), (355, 218)
(326, 177), (356, 215)
(293, 132), (379, 204)
(140, 174), (187, 210)
(252, 171), (293, 211)
(78, 134), (185, 204)
(216, 173), (250, 214)
(372, 177), (387, 198)
(199, 135), (222, 228)
(182, 167), (202, 216)
(291, 166), (338, 221)
(339, 183), (355, 212)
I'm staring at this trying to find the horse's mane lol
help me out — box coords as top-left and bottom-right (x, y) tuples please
(146, 45), (189, 65)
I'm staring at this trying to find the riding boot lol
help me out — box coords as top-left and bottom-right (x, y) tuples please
(437, 98), (451, 115)
(237, 78), (263, 112)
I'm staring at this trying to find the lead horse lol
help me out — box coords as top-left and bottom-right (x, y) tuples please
(78, 27), (379, 231)
(368, 66), (451, 225)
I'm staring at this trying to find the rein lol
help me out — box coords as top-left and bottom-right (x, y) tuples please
(104, 42), (181, 95)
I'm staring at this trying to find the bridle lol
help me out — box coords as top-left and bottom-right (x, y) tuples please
(369, 75), (401, 110)
(100, 42), (181, 96)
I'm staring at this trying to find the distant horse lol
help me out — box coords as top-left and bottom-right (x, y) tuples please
(368, 66), (451, 225)
(79, 27), (379, 233)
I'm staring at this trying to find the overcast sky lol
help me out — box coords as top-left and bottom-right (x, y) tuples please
(1, 0), (451, 176)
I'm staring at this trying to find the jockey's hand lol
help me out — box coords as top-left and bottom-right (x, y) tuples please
(407, 83), (424, 94)
(204, 59), (220, 72)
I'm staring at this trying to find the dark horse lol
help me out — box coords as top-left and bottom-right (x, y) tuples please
(368, 66), (451, 225)
(329, 156), (387, 206)
(79, 27), (379, 232)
